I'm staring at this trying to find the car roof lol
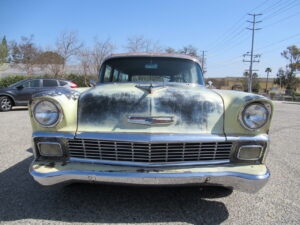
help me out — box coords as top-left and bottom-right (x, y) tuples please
(104, 53), (201, 64)
(23, 78), (70, 81)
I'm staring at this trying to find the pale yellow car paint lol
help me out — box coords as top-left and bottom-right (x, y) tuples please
(30, 86), (272, 178)
(30, 86), (273, 137)
(30, 87), (89, 134)
(213, 89), (274, 136)
(77, 83), (225, 134)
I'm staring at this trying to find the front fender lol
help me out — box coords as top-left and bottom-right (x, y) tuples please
(212, 90), (274, 136)
(29, 88), (90, 133)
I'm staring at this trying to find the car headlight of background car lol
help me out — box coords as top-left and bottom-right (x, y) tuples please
(239, 102), (271, 131)
(32, 100), (63, 127)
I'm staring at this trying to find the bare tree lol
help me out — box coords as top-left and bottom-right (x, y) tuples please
(126, 35), (163, 53)
(78, 48), (93, 85)
(56, 31), (83, 69)
(77, 39), (115, 83)
(10, 35), (40, 75)
(36, 51), (65, 77)
(165, 47), (177, 54)
(91, 39), (115, 74)
(179, 45), (199, 57)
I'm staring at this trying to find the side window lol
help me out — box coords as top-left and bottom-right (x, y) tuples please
(59, 81), (67, 86)
(112, 69), (119, 82)
(119, 73), (129, 82)
(43, 80), (58, 87)
(23, 80), (40, 88)
(104, 65), (112, 82)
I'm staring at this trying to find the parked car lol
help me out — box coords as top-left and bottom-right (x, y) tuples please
(29, 53), (273, 193)
(0, 78), (78, 111)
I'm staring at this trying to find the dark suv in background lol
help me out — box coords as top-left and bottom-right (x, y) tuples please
(0, 78), (78, 111)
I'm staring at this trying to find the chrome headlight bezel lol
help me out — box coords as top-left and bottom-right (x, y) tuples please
(239, 101), (272, 131)
(31, 99), (63, 128)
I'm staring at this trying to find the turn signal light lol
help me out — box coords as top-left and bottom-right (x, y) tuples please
(237, 145), (263, 160)
(38, 142), (63, 157)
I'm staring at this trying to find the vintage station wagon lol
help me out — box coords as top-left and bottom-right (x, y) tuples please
(29, 53), (273, 193)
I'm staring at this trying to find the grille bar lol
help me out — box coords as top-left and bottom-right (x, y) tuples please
(68, 139), (233, 163)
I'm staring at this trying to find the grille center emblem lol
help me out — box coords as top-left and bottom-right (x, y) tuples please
(127, 116), (174, 125)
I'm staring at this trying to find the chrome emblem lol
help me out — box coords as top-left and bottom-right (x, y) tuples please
(135, 84), (165, 94)
(127, 116), (174, 125)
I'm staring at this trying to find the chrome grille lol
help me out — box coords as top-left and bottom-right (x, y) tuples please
(67, 139), (233, 163)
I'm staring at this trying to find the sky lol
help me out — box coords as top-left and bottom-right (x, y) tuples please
(1, 0), (300, 78)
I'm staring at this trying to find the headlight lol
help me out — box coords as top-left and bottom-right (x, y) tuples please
(33, 100), (62, 127)
(240, 102), (270, 131)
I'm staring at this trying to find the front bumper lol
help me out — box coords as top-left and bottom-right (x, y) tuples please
(30, 161), (269, 193)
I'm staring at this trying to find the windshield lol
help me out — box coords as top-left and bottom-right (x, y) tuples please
(99, 57), (204, 84)
(8, 80), (27, 88)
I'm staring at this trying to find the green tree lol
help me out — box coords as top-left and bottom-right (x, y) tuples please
(274, 45), (300, 93)
(243, 71), (260, 92)
(265, 67), (272, 92)
(36, 51), (65, 76)
(10, 35), (40, 75)
(0, 36), (9, 64)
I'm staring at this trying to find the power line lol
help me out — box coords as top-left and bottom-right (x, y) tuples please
(261, 0), (300, 21)
(206, 0), (272, 51)
(263, 11), (300, 29)
(207, 0), (300, 78)
(243, 13), (262, 93)
(257, 32), (300, 51)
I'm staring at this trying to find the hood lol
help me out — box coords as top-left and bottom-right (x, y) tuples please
(0, 87), (12, 91)
(77, 83), (224, 134)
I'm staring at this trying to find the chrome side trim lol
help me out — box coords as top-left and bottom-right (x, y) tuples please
(30, 167), (270, 193)
(32, 132), (75, 139)
(75, 132), (227, 143)
(68, 157), (230, 167)
(226, 134), (269, 142)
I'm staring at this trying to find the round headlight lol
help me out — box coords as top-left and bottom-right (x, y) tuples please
(240, 103), (270, 130)
(33, 100), (62, 127)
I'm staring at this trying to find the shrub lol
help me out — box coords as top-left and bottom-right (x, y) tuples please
(0, 75), (34, 88)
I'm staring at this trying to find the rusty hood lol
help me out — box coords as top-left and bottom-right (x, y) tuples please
(77, 83), (224, 134)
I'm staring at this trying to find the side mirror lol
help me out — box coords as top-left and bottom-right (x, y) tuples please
(16, 85), (24, 90)
(89, 80), (96, 87)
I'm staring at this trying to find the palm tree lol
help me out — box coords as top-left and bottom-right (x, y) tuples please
(265, 68), (272, 92)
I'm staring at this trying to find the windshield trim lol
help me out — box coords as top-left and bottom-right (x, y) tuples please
(99, 56), (204, 85)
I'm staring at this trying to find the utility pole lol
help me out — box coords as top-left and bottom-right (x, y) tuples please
(200, 50), (207, 74)
(243, 13), (262, 93)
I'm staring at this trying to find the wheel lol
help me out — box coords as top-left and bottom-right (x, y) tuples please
(0, 96), (13, 111)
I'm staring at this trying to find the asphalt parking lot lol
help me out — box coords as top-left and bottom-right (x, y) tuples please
(0, 101), (299, 225)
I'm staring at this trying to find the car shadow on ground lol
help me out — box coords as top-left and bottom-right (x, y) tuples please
(11, 106), (28, 111)
(0, 149), (231, 224)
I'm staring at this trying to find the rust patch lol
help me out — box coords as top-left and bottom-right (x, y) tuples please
(78, 92), (148, 125)
(155, 89), (221, 125)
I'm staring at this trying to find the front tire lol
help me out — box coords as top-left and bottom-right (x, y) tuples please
(0, 96), (13, 111)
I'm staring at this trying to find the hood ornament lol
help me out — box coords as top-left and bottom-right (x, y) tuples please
(135, 84), (165, 94)
(127, 116), (174, 125)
